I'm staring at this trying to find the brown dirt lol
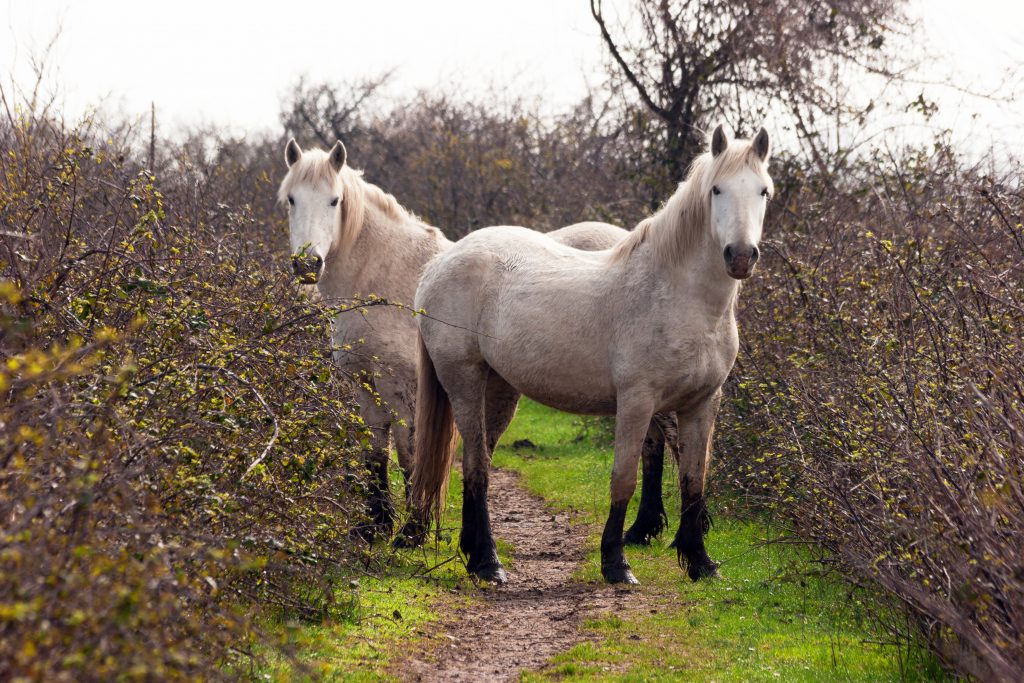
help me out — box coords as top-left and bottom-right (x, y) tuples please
(393, 467), (659, 682)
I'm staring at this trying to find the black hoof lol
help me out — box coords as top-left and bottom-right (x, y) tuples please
(471, 562), (508, 584)
(687, 560), (721, 581)
(350, 524), (383, 544)
(391, 534), (418, 549)
(602, 563), (640, 585)
(392, 519), (427, 548)
(623, 525), (654, 546)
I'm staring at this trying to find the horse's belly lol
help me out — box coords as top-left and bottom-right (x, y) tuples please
(484, 334), (616, 415)
(502, 370), (617, 415)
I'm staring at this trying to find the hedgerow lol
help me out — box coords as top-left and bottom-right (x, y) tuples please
(3, 78), (1021, 681)
(1, 113), (383, 679)
(717, 143), (1024, 681)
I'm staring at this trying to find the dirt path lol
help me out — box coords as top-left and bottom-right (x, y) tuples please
(394, 467), (658, 682)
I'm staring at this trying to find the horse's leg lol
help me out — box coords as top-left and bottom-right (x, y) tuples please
(623, 412), (677, 545)
(601, 394), (655, 584)
(484, 371), (521, 454)
(359, 417), (396, 542)
(391, 397), (430, 548)
(392, 412), (415, 499)
(446, 365), (507, 583)
(671, 393), (721, 581)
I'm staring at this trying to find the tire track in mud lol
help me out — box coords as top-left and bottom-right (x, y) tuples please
(394, 467), (661, 682)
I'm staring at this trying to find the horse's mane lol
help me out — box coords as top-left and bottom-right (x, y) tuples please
(609, 140), (772, 268)
(278, 149), (412, 255)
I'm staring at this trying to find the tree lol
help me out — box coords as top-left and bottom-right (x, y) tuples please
(280, 72), (393, 151)
(591, 0), (909, 190)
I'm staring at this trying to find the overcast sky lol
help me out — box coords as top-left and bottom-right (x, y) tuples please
(4, 0), (1023, 157)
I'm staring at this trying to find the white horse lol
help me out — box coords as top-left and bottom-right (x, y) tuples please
(279, 140), (674, 544)
(413, 125), (772, 583)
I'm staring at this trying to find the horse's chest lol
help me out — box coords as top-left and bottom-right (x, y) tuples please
(657, 331), (736, 407)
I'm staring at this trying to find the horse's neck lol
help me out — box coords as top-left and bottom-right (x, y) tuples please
(675, 255), (740, 324)
(319, 201), (443, 301)
(643, 224), (740, 323)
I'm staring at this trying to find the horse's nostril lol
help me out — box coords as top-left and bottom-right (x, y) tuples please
(724, 245), (734, 261)
(750, 246), (759, 262)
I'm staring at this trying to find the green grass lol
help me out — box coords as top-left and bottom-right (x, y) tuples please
(493, 399), (948, 682)
(270, 399), (947, 681)
(263, 471), (481, 681)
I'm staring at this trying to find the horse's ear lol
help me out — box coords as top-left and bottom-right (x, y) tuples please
(285, 138), (302, 167)
(711, 124), (728, 157)
(328, 141), (347, 173)
(753, 127), (771, 162)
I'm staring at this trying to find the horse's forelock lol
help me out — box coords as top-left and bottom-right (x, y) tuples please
(691, 142), (772, 198)
(277, 150), (341, 205)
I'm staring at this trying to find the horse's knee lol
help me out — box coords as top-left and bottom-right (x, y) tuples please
(610, 468), (639, 503)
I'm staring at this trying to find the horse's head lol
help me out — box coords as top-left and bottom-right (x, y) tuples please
(706, 125), (772, 280)
(279, 138), (348, 284)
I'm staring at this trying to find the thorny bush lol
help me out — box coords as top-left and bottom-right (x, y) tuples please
(0, 113), (390, 680)
(718, 143), (1024, 682)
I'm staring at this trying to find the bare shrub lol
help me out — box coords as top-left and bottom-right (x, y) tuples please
(282, 84), (654, 236)
(0, 108), (380, 679)
(717, 142), (1024, 681)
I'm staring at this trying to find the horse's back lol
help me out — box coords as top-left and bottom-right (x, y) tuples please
(548, 221), (627, 251)
(417, 225), (619, 412)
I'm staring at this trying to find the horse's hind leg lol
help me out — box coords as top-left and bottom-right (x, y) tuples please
(445, 364), (507, 583)
(602, 393), (654, 584)
(484, 371), (520, 454)
(672, 393), (721, 581)
(624, 412), (676, 545)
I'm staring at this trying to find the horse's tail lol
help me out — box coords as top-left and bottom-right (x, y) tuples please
(412, 333), (458, 526)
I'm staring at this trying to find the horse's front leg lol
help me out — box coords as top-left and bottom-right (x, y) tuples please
(391, 416), (431, 548)
(624, 412), (677, 545)
(601, 395), (655, 584)
(361, 421), (396, 541)
(671, 392), (722, 581)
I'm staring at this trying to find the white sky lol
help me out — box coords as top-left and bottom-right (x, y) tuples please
(3, 0), (1023, 157)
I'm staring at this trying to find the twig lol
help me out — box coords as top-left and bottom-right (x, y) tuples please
(194, 363), (279, 479)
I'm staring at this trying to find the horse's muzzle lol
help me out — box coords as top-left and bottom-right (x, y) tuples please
(291, 255), (324, 284)
(724, 244), (759, 280)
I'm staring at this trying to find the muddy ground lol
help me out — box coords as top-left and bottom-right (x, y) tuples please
(394, 468), (662, 682)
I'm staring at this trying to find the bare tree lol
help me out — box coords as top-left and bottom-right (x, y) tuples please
(280, 71), (394, 149)
(591, 0), (910, 188)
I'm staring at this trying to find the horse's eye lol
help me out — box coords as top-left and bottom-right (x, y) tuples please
(287, 195), (295, 206)
(761, 187), (770, 198)
(712, 186), (721, 196)
(330, 197), (339, 207)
